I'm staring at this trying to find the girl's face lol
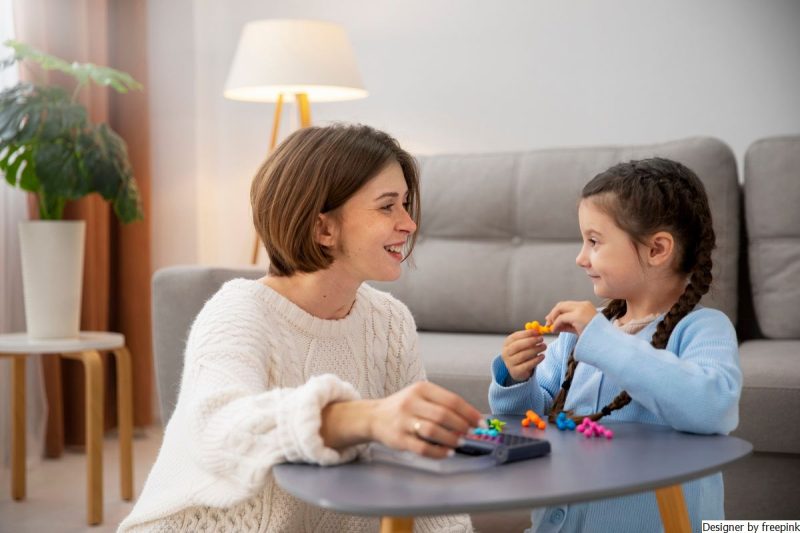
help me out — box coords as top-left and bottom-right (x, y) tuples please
(575, 199), (648, 301)
(322, 161), (417, 284)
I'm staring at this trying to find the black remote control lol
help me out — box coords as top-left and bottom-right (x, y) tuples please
(456, 432), (551, 463)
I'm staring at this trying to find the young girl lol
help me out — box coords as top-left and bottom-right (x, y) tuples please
(489, 157), (742, 533)
(119, 124), (481, 532)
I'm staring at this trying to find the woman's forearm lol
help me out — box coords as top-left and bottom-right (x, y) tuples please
(319, 398), (378, 450)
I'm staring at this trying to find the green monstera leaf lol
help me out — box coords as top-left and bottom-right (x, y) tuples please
(0, 40), (143, 222)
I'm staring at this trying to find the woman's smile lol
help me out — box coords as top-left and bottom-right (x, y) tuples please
(384, 241), (405, 261)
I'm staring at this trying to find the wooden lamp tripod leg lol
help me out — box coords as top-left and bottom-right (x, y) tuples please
(251, 92), (313, 265)
(296, 92), (311, 128)
(251, 93), (285, 265)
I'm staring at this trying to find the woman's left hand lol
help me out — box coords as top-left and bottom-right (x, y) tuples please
(545, 301), (597, 336)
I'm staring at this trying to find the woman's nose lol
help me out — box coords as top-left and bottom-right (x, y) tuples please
(399, 209), (417, 234)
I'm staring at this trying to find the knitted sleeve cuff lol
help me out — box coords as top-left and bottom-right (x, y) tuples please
(190, 372), (365, 499)
(275, 374), (364, 465)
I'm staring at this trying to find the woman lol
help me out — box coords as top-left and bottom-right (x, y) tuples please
(119, 124), (480, 532)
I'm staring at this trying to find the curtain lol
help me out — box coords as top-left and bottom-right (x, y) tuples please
(0, 0), (48, 470)
(12, 0), (153, 453)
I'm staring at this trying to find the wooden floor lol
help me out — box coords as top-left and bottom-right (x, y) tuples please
(0, 427), (162, 533)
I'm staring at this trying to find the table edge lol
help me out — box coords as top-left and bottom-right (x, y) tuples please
(273, 437), (753, 517)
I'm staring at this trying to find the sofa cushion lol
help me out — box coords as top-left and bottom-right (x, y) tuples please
(733, 340), (800, 454)
(419, 331), (557, 413)
(744, 135), (800, 339)
(374, 137), (740, 332)
(418, 331), (507, 412)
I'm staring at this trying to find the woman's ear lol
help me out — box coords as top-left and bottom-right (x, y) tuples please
(646, 231), (675, 267)
(314, 213), (338, 249)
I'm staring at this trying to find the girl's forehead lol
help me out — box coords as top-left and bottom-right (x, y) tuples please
(578, 198), (612, 220)
(578, 198), (626, 235)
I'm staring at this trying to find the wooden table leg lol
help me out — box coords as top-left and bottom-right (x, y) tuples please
(112, 346), (134, 500)
(10, 354), (27, 500)
(63, 350), (104, 525)
(42, 355), (64, 458)
(380, 516), (414, 533)
(655, 484), (691, 533)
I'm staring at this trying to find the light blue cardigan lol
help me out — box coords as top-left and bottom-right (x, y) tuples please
(489, 307), (742, 533)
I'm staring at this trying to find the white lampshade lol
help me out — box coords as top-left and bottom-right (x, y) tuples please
(224, 19), (368, 103)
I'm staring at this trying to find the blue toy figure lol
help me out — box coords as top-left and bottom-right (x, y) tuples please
(489, 158), (742, 533)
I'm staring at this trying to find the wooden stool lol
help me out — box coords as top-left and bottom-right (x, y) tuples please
(0, 332), (134, 525)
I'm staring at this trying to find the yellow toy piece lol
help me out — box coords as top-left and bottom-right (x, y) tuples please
(524, 320), (553, 334)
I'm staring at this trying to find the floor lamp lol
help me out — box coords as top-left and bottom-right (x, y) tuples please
(223, 19), (368, 264)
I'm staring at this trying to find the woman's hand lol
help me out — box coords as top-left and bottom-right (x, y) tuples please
(545, 300), (597, 336)
(321, 381), (483, 459)
(369, 381), (483, 458)
(501, 329), (547, 382)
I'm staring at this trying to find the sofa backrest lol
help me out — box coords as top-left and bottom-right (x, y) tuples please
(373, 137), (740, 333)
(152, 265), (262, 422)
(744, 135), (800, 339)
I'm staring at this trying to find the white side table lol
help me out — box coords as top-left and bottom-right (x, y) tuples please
(0, 332), (134, 525)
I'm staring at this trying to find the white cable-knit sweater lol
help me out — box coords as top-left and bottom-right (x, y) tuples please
(119, 279), (471, 532)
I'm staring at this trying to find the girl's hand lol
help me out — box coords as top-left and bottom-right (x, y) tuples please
(501, 329), (547, 382)
(546, 300), (597, 335)
(367, 381), (483, 459)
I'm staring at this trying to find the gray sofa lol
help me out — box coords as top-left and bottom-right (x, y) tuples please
(152, 135), (799, 526)
(724, 136), (800, 519)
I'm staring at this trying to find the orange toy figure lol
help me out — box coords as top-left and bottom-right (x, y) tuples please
(524, 320), (553, 334)
(522, 409), (547, 430)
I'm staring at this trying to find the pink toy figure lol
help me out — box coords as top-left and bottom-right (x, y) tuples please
(575, 418), (614, 440)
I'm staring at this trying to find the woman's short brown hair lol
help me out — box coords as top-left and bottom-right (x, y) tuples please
(251, 123), (421, 276)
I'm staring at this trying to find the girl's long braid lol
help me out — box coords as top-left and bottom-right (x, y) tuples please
(548, 159), (716, 424)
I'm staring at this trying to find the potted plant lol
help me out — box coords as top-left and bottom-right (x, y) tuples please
(0, 40), (143, 339)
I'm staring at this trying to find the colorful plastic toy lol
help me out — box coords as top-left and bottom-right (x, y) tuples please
(576, 417), (614, 440)
(521, 409), (547, 430)
(470, 428), (502, 442)
(485, 418), (506, 433)
(554, 412), (577, 431)
(524, 320), (553, 334)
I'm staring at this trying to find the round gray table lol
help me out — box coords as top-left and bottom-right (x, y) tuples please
(273, 416), (752, 533)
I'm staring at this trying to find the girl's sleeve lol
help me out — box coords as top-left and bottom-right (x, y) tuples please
(183, 347), (362, 498)
(574, 309), (741, 434)
(488, 334), (571, 416)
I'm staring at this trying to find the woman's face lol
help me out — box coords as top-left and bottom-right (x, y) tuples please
(322, 161), (417, 284)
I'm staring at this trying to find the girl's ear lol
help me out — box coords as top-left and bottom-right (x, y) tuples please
(646, 231), (675, 267)
(314, 213), (338, 249)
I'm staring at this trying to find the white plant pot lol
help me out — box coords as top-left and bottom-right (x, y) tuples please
(19, 220), (85, 339)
